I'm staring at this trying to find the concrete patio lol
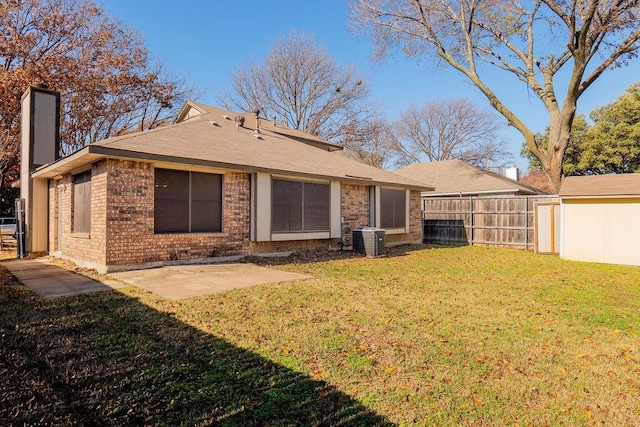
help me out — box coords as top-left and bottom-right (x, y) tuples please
(110, 263), (312, 299)
(2, 258), (312, 300)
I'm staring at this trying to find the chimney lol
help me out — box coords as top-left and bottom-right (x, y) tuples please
(20, 84), (60, 254)
(253, 108), (261, 133)
(505, 166), (520, 181)
(234, 115), (245, 130)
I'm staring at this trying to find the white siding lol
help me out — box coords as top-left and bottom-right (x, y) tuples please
(32, 178), (49, 252)
(254, 173), (271, 242)
(330, 181), (341, 238)
(405, 188), (411, 233)
(561, 198), (640, 266)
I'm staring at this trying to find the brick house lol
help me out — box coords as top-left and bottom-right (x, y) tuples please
(21, 85), (432, 273)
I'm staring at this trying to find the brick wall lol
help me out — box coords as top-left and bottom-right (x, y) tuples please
(104, 160), (154, 265)
(49, 161), (422, 269)
(410, 190), (423, 241)
(340, 184), (370, 246)
(50, 159), (250, 270)
(104, 160), (250, 266)
(49, 161), (108, 265)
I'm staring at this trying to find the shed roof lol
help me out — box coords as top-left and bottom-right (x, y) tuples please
(34, 102), (432, 190)
(559, 173), (640, 198)
(394, 159), (543, 196)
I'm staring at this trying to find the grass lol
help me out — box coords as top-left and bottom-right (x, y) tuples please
(1, 245), (639, 426)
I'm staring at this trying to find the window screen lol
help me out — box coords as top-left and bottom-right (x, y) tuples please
(272, 179), (330, 232)
(154, 169), (189, 233)
(304, 182), (330, 231)
(272, 179), (302, 232)
(191, 172), (222, 232)
(154, 169), (222, 233)
(380, 188), (406, 229)
(73, 170), (91, 233)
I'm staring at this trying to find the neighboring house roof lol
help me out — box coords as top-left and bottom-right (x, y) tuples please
(559, 173), (640, 198)
(33, 102), (432, 190)
(519, 170), (553, 194)
(394, 159), (544, 196)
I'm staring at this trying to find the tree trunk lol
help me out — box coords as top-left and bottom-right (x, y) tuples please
(544, 108), (575, 193)
(545, 153), (564, 194)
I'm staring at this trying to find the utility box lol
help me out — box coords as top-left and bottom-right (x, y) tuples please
(353, 227), (385, 257)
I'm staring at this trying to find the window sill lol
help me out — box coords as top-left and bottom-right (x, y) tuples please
(71, 232), (91, 239)
(271, 231), (331, 241)
(382, 227), (407, 235)
(154, 231), (224, 236)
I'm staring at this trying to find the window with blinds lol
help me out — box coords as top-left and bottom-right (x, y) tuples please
(380, 188), (406, 229)
(154, 169), (222, 233)
(272, 179), (330, 232)
(73, 170), (91, 233)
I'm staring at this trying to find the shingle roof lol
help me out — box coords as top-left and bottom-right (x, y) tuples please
(559, 173), (640, 198)
(34, 102), (431, 190)
(178, 102), (345, 152)
(394, 159), (543, 196)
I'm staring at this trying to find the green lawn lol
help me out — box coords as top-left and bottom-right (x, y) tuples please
(1, 245), (639, 426)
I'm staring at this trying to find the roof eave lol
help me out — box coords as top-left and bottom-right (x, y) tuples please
(32, 146), (104, 179)
(269, 129), (344, 152)
(32, 145), (430, 190)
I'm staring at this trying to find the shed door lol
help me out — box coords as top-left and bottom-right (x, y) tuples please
(535, 202), (560, 254)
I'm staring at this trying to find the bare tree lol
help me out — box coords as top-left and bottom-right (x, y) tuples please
(349, 0), (640, 192)
(218, 31), (369, 140)
(393, 99), (509, 167)
(0, 0), (197, 190)
(340, 111), (396, 168)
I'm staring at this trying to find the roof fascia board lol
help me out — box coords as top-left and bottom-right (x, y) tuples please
(422, 188), (534, 197)
(560, 194), (640, 199)
(32, 146), (95, 178)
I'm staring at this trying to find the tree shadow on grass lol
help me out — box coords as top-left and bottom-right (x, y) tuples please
(0, 270), (393, 426)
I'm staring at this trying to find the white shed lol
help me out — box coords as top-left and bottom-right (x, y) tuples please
(559, 173), (640, 267)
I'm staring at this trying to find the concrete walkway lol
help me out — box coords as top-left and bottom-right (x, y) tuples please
(2, 258), (312, 300)
(2, 259), (122, 298)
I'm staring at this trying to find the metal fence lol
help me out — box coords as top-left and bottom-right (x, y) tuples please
(422, 195), (560, 250)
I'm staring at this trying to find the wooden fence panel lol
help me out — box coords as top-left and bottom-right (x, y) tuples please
(422, 195), (560, 250)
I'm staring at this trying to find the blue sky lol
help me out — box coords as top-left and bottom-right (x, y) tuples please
(100, 0), (639, 171)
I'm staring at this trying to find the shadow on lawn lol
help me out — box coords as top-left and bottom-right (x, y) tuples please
(0, 269), (392, 426)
